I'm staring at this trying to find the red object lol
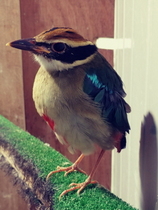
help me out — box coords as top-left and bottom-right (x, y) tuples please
(42, 114), (55, 131)
(113, 131), (124, 153)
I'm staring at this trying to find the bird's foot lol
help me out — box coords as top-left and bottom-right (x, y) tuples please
(59, 176), (98, 199)
(46, 164), (87, 180)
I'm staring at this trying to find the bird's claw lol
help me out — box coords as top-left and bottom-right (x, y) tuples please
(59, 179), (98, 199)
(46, 165), (87, 181)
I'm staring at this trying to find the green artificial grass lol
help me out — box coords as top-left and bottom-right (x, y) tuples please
(0, 115), (138, 210)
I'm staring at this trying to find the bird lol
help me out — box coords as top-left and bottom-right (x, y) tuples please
(7, 27), (131, 197)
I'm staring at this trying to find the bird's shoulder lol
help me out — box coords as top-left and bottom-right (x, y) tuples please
(83, 52), (126, 100)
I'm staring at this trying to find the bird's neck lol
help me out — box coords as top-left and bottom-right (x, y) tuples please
(51, 67), (86, 91)
(35, 64), (86, 95)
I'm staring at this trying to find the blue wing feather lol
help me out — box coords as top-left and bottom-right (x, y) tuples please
(83, 52), (130, 148)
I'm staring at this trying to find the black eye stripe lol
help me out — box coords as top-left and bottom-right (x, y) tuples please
(48, 45), (97, 63)
(35, 42), (97, 63)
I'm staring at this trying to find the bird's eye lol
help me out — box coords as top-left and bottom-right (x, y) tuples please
(51, 42), (66, 53)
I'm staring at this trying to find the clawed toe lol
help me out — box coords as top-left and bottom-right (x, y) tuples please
(59, 178), (98, 198)
(46, 164), (87, 181)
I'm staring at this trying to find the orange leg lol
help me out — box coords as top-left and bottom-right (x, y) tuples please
(46, 154), (86, 181)
(59, 149), (105, 198)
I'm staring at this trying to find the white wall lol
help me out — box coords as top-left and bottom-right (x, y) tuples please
(112, 1), (158, 209)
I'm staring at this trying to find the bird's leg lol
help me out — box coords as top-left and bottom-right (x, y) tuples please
(46, 154), (86, 180)
(59, 149), (105, 198)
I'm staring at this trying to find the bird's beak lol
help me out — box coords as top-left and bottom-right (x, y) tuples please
(6, 38), (50, 54)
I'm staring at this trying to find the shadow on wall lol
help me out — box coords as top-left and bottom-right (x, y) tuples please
(140, 112), (157, 210)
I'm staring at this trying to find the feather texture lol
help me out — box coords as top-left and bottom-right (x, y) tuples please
(33, 66), (115, 155)
(8, 27), (131, 154)
(83, 52), (130, 151)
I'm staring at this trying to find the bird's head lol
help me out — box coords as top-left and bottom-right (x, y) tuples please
(7, 27), (97, 72)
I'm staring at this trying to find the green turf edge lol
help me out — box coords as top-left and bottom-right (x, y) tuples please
(0, 115), (138, 210)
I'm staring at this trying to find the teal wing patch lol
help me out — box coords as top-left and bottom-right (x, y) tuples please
(83, 53), (130, 135)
